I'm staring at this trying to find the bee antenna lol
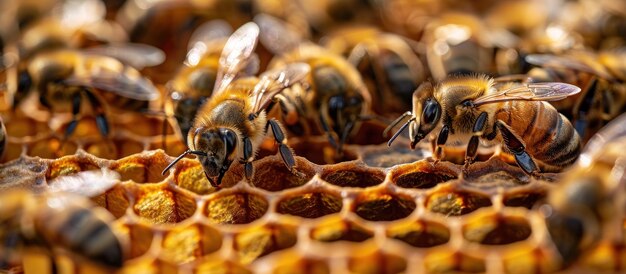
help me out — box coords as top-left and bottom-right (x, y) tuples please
(161, 150), (206, 175)
(383, 111), (413, 137)
(387, 118), (415, 147)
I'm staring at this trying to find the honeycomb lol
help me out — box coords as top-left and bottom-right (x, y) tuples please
(1, 0), (626, 274)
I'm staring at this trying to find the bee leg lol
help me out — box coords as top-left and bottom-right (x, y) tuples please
(496, 120), (539, 176)
(64, 92), (83, 139)
(240, 137), (254, 181)
(319, 113), (338, 149)
(83, 89), (109, 137)
(268, 119), (296, 172)
(464, 112), (488, 170)
(433, 125), (449, 162)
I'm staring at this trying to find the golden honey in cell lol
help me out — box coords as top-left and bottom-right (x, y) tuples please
(162, 22), (310, 187)
(386, 74), (582, 175)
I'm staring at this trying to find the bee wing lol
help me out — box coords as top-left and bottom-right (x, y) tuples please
(254, 14), (303, 55)
(48, 169), (120, 197)
(472, 82), (581, 106)
(63, 70), (160, 101)
(83, 43), (166, 69)
(185, 20), (233, 66)
(525, 54), (614, 80)
(213, 22), (260, 95)
(250, 62), (310, 114)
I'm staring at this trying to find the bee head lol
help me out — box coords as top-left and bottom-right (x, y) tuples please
(192, 128), (238, 186)
(411, 97), (441, 148)
(162, 127), (238, 187)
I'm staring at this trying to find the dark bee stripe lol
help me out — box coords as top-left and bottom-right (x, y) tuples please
(537, 113), (580, 168)
(521, 103), (540, 139)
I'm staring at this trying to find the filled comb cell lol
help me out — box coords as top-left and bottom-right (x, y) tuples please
(289, 138), (358, 165)
(193, 259), (252, 274)
(233, 223), (298, 264)
(320, 162), (385, 188)
(117, 223), (155, 259)
(173, 160), (220, 195)
(309, 216), (374, 242)
(272, 256), (330, 274)
(161, 223), (222, 264)
(250, 156), (315, 191)
(276, 191), (342, 218)
(502, 246), (561, 274)
(4, 115), (50, 138)
(353, 191), (416, 221)
(503, 190), (547, 209)
(28, 137), (78, 159)
(386, 219), (450, 248)
(114, 115), (175, 137)
(424, 251), (486, 273)
(84, 139), (120, 160)
(204, 191), (269, 224)
(390, 160), (458, 189)
(462, 212), (532, 245)
(425, 187), (492, 216)
(46, 154), (100, 180)
(90, 184), (130, 219)
(110, 152), (170, 183)
(361, 144), (427, 168)
(347, 250), (407, 274)
(133, 186), (197, 224)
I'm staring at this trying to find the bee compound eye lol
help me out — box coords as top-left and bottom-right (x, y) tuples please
(421, 99), (441, 125)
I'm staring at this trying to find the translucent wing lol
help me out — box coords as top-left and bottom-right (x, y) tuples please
(48, 169), (120, 197)
(64, 70), (160, 101)
(525, 54), (614, 80)
(83, 43), (165, 69)
(250, 62), (310, 114)
(254, 13), (303, 55)
(472, 82), (581, 106)
(213, 22), (260, 95)
(185, 20), (233, 66)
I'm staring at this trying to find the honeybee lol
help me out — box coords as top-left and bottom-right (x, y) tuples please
(543, 113), (626, 267)
(522, 50), (626, 140)
(255, 14), (371, 153)
(166, 20), (255, 143)
(385, 75), (582, 175)
(0, 189), (126, 269)
(322, 26), (427, 114)
(161, 22), (310, 187)
(6, 48), (161, 138)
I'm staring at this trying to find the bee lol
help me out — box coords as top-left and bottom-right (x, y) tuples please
(524, 50), (626, 141)
(385, 75), (582, 175)
(161, 22), (310, 187)
(322, 26), (427, 114)
(255, 14), (371, 153)
(543, 113), (626, 267)
(166, 20), (257, 143)
(0, 189), (126, 269)
(6, 48), (161, 138)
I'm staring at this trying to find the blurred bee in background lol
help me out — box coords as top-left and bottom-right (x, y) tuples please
(293, 0), (378, 33)
(385, 75), (582, 175)
(543, 113), (626, 268)
(421, 12), (517, 80)
(166, 20), (259, 144)
(0, 189), (126, 270)
(255, 14), (371, 154)
(522, 49), (626, 141)
(322, 26), (427, 115)
(555, 0), (626, 50)
(116, 0), (308, 83)
(162, 22), (310, 187)
(5, 47), (162, 138)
